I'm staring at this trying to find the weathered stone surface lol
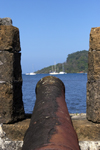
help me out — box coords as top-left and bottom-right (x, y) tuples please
(0, 22), (25, 124)
(89, 27), (100, 51)
(88, 51), (100, 81)
(0, 51), (22, 82)
(72, 114), (100, 141)
(2, 117), (30, 141)
(86, 81), (100, 122)
(4, 113), (100, 142)
(0, 18), (12, 26)
(0, 81), (25, 123)
(79, 141), (100, 150)
(0, 123), (23, 150)
(0, 25), (21, 52)
(2, 114), (100, 149)
(86, 27), (100, 123)
(0, 114), (100, 150)
(2, 113), (100, 142)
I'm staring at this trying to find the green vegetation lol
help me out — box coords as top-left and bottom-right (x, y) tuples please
(36, 50), (88, 73)
(65, 50), (88, 73)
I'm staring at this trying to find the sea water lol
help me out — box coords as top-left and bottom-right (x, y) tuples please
(22, 73), (87, 114)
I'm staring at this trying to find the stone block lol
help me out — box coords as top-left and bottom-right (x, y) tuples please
(0, 25), (21, 52)
(86, 81), (100, 122)
(0, 81), (25, 123)
(88, 51), (100, 81)
(0, 51), (22, 82)
(2, 114), (100, 142)
(0, 18), (12, 26)
(89, 27), (100, 51)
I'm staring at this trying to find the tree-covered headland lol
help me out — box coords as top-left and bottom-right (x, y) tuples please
(36, 50), (88, 73)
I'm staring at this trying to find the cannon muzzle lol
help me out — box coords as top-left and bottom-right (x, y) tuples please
(22, 76), (79, 150)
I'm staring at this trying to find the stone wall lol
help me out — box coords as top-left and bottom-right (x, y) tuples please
(0, 18), (100, 149)
(0, 18), (25, 124)
(86, 27), (100, 123)
(1, 117), (100, 150)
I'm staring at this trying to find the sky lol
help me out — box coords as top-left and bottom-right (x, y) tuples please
(0, 0), (100, 73)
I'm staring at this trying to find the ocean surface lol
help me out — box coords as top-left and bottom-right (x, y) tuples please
(22, 73), (87, 114)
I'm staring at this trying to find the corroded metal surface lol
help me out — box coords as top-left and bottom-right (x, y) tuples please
(22, 76), (79, 150)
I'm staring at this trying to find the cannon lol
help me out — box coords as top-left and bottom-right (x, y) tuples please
(22, 76), (79, 150)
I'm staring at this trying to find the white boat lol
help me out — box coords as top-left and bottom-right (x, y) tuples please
(59, 64), (67, 74)
(29, 72), (36, 75)
(26, 72), (36, 75)
(59, 71), (66, 74)
(49, 62), (59, 75)
(49, 71), (59, 75)
(26, 65), (36, 75)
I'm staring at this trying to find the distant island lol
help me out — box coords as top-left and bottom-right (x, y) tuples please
(36, 50), (88, 74)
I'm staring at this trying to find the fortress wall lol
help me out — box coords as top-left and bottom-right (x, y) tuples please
(86, 27), (100, 122)
(0, 18), (25, 124)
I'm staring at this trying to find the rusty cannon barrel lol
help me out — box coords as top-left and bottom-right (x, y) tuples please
(22, 76), (79, 150)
